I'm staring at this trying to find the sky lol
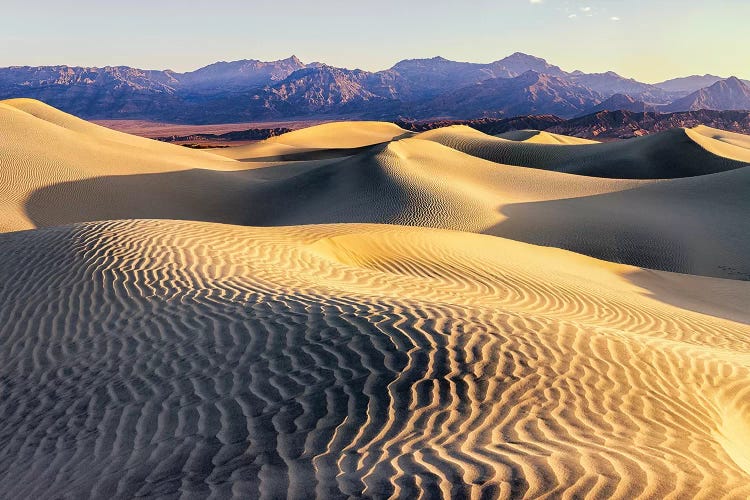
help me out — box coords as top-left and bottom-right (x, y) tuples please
(1, 0), (748, 83)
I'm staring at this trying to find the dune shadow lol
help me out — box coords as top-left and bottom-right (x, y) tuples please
(237, 133), (414, 163)
(23, 143), (416, 230)
(238, 143), (384, 162)
(435, 128), (750, 178)
(23, 168), (259, 229)
(488, 196), (691, 273)
(485, 168), (750, 281)
(624, 268), (750, 325)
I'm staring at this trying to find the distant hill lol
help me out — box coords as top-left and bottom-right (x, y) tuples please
(238, 66), (394, 119)
(0, 65), (182, 118)
(582, 93), (659, 115)
(413, 71), (602, 119)
(176, 56), (306, 93)
(549, 109), (750, 139)
(380, 57), (513, 99)
(494, 52), (568, 77)
(569, 71), (672, 103)
(1, 54), (748, 122)
(666, 77), (750, 112)
(653, 74), (750, 94)
(654, 74), (726, 94)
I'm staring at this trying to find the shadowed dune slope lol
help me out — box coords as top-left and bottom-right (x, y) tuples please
(496, 129), (599, 145)
(0, 219), (748, 498)
(417, 125), (750, 178)
(491, 166), (750, 280)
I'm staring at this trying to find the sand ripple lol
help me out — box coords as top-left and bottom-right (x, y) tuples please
(0, 220), (747, 498)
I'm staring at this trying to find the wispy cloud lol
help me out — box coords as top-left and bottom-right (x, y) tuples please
(610, 16), (621, 21)
(568, 14), (577, 18)
(580, 6), (592, 12)
(529, 0), (543, 4)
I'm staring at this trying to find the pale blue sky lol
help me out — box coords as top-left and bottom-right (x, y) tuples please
(1, 0), (747, 82)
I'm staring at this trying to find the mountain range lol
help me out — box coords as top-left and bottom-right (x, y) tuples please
(2, 53), (750, 123)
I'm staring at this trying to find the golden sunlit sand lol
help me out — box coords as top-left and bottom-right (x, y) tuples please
(495, 129), (600, 144)
(214, 121), (414, 161)
(0, 98), (748, 498)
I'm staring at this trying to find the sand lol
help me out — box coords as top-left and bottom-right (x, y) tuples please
(213, 121), (414, 161)
(495, 129), (600, 145)
(0, 99), (749, 498)
(0, 99), (244, 231)
(0, 220), (748, 498)
(417, 124), (750, 178)
(6, 102), (745, 279)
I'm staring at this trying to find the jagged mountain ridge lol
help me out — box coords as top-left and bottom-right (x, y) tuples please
(665, 77), (750, 112)
(412, 71), (602, 119)
(176, 56), (306, 94)
(0, 65), (183, 117)
(654, 74), (750, 93)
(1, 53), (748, 122)
(567, 71), (672, 103)
(583, 93), (659, 115)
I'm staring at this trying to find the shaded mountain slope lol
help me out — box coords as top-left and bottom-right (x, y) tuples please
(667, 77), (750, 112)
(415, 71), (602, 119)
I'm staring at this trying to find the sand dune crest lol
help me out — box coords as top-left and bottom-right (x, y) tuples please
(214, 121), (413, 161)
(496, 129), (599, 144)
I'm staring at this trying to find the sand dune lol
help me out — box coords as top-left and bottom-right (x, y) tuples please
(417, 124), (750, 178)
(0, 219), (748, 498)
(1, 99), (750, 497)
(0, 99), (244, 231)
(214, 121), (413, 161)
(496, 129), (599, 145)
(687, 125), (750, 159)
(4, 100), (748, 278)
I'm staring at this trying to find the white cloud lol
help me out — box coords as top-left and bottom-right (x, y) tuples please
(568, 14), (577, 18)
(580, 6), (592, 12)
(529, 0), (543, 3)
(610, 16), (621, 21)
